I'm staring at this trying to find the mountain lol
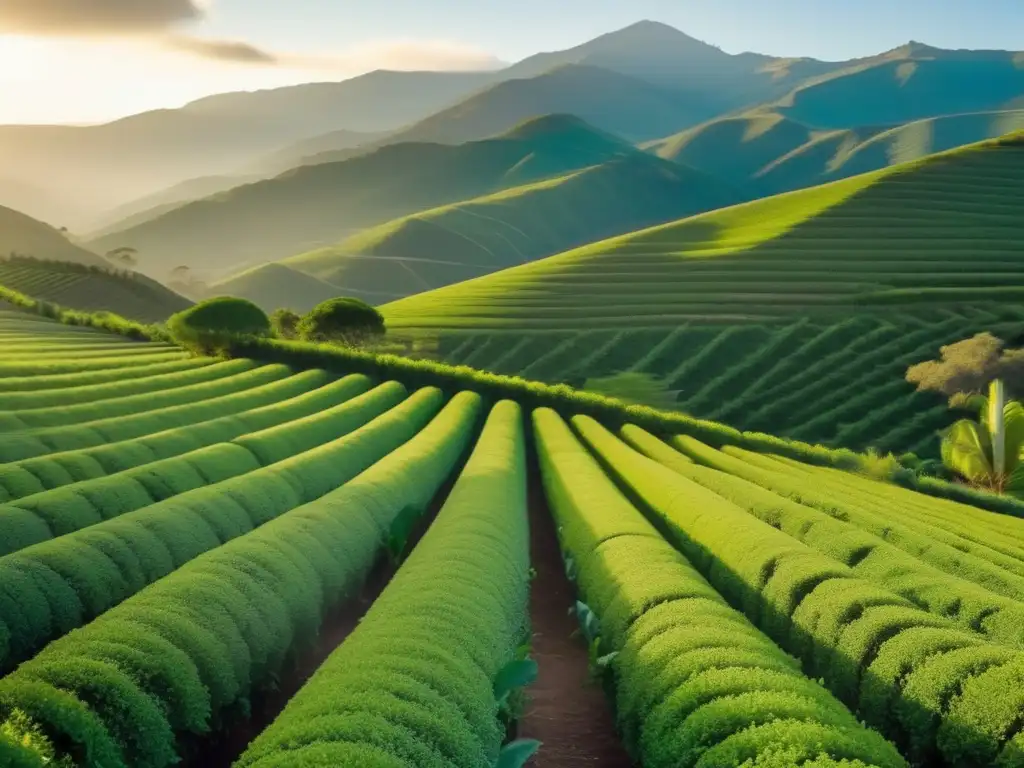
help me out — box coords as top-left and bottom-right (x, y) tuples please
(281, 148), (743, 305)
(768, 43), (1024, 129)
(0, 70), (498, 229)
(647, 108), (1024, 196)
(251, 128), (393, 175)
(88, 115), (648, 281)
(383, 131), (1024, 330)
(207, 263), (343, 314)
(0, 205), (107, 267)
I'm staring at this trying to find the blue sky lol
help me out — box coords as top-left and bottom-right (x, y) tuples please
(1, 0), (1021, 124)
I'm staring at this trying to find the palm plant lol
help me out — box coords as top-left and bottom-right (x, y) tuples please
(941, 379), (1024, 496)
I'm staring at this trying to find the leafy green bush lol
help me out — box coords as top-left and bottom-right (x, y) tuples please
(166, 296), (269, 344)
(269, 308), (301, 339)
(237, 400), (532, 768)
(297, 297), (385, 345)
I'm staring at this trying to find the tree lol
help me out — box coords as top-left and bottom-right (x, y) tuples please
(270, 308), (301, 339)
(906, 332), (1024, 401)
(105, 247), (138, 268)
(940, 379), (1024, 497)
(166, 296), (270, 344)
(297, 297), (386, 346)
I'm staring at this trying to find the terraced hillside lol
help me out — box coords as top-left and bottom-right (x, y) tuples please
(3, 311), (1024, 768)
(0, 258), (191, 322)
(383, 133), (1024, 457)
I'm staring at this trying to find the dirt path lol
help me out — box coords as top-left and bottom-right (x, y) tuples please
(520, 461), (634, 767)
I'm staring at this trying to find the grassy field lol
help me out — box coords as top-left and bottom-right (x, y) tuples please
(3, 310), (1024, 767)
(380, 132), (1024, 457)
(0, 258), (192, 322)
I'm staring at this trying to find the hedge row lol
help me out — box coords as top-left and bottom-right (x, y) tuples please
(0, 370), (336, 501)
(0, 376), (382, 555)
(0, 386), (444, 674)
(0, 359), (262, 427)
(578, 419), (1024, 766)
(0, 357), (212, 394)
(624, 427), (1024, 651)
(0, 364), (303, 464)
(236, 400), (531, 768)
(0, 392), (483, 768)
(533, 409), (906, 768)
(680, 441), (1024, 604)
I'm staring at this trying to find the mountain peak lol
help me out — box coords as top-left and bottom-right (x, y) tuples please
(502, 113), (594, 140)
(589, 19), (724, 53)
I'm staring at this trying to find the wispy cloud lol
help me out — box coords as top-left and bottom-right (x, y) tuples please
(0, 0), (204, 34)
(162, 35), (279, 65)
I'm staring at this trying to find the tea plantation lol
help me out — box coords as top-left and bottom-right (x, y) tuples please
(2, 308), (1024, 767)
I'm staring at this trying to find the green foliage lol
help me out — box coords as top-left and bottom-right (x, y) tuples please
(584, 372), (677, 411)
(268, 307), (301, 339)
(167, 296), (270, 345)
(495, 739), (542, 768)
(235, 401), (532, 768)
(297, 297), (385, 345)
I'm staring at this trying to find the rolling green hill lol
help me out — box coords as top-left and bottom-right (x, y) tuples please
(207, 263), (345, 313)
(381, 132), (1024, 457)
(647, 108), (1024, 197)
(278, 146), (743, 305)
(88, 115), (656, 281)
(0, 205), (107, 267)
(0, 257), (191, 322)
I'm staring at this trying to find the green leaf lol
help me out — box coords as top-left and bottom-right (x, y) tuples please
(493, 659), (539, 707)
(564, 555), (576, 582)
(386, 504), (420, 562)
(596, 651), (618, 669)
(495, 739), (542, 768)
(575, 601), (601, 644)
(942, 419), (994, 485)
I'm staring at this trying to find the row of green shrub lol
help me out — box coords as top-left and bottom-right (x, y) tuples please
(0, 357), (209, 394)
(0, 376), (381, 556)
(578, 420), (1024, 766)
(627, 429), (1024, 651)
(0, 349), (185, 378)
(0, 388), (441, 674)
(0, 392), (483, 768)
(533, 408), (907, 767)
(700, 443), (1024, 603)
(0, 370), (335, 501)
(236, 400), (532, 768)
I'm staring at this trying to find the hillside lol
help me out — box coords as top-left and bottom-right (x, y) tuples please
(0, 205), (107, 267)
(208, 263), (345, 313)
(89, 115), (651, 282)
(648, 108), (1024, 196)
(0, 258), (192, 322)
(0, 70), (497, 229)
(769, 43), (1024, 129)
(382, 132), (1024, 457)
(281, 149), (743, 305)
(3, 309), (1024, 768)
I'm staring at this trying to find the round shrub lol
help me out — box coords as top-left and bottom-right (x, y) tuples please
(167, 297), (270, 344)
(297, 298), (385, 346)
(269, 308), (301, 340)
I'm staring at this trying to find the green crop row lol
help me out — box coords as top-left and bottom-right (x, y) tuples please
(0, 370), (336, 501)
(533, 408), (906, 768)
(0, 361), (281, 431)
(0, 376), (384, 555)
(0, 387), (444, 674)
(0, 357), (213, 394)
(0, 351), (186, 378)
(0, 392), (483, 768)
(700, 445), (1024, 601)
(624, 427), (1024, 651)
(236, 400), (531, 768)
(578, 419), (1024, 766)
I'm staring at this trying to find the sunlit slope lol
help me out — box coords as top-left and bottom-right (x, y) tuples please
(0, 204), (107, 267)
(207, 263), (344, 313)
(383, 132), (1024, 330)
(283, 152), (743, 303)
(0, 259), (191, 322)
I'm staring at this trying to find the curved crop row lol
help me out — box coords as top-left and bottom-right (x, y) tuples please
(0, 392), (483, 768)
(622, 427), (1024, 651)
(579, 418), (1024, 766)
(0, 386), (444, 674)
(533, 408), (906, 768)
(0, 350), (187, 378)
(693, 443), (1024, 600)
(0, 369), (337, 501)
(0, 356), (214, 394)
(0, 376), (385, 555)
(236, 400), (531, 768)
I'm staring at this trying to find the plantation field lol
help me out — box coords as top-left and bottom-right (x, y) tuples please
(3, 312), (1024, 767)
(0, 259), (192, 323)
(418, 306), (1024, 459)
